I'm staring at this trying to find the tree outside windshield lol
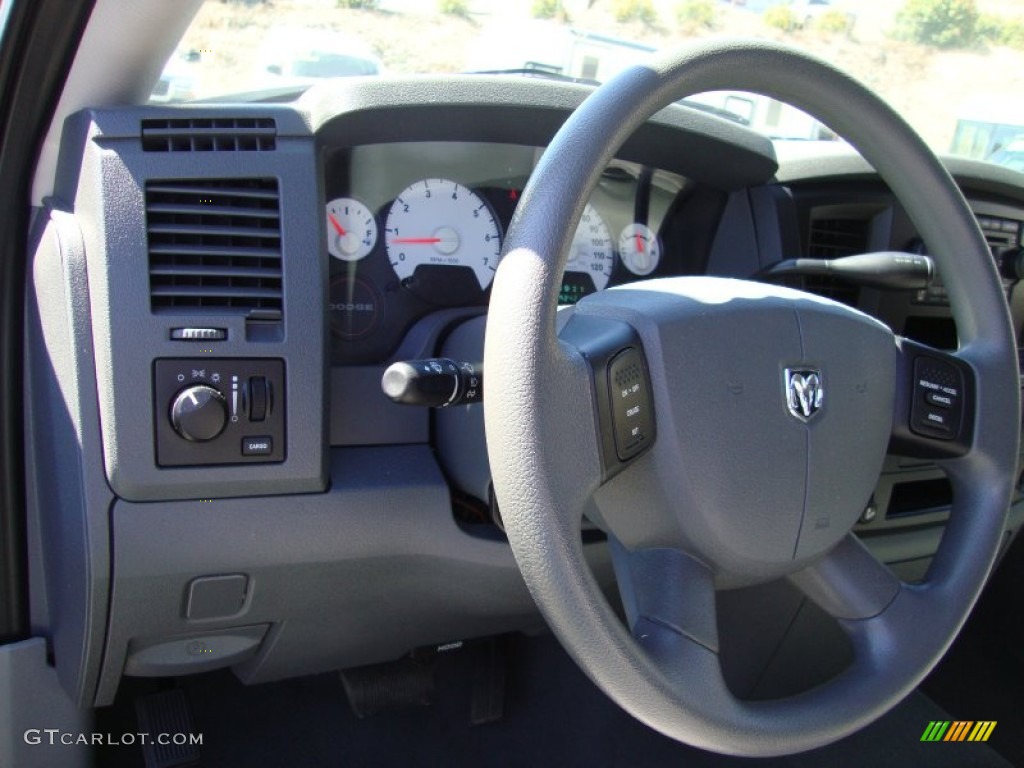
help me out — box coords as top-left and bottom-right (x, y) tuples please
(160, 0), (1024, 166)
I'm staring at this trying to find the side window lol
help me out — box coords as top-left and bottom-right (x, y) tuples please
(0, 0), (11, 42)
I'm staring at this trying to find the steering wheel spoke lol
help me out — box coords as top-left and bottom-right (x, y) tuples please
(788, 534), (900, 621)
(609, 537), (719, 652)
(889, 336), (977, 460)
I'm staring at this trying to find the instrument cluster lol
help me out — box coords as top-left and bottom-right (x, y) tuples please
(323, 141), (688, 364)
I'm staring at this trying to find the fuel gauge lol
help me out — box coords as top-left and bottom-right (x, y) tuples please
(326, 197), (378, 262)
(619, 222), (661, 276)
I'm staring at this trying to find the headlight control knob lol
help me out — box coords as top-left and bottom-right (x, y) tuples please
(170, 385), (227, 442)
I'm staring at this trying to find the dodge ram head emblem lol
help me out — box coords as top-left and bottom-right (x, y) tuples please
(785, 368), (824, 421)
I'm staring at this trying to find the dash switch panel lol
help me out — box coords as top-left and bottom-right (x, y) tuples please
(155, 359), (285, 467)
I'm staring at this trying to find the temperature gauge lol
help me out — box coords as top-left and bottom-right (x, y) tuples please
(326, 197), (378, 262)
(619, 222), (661, 276)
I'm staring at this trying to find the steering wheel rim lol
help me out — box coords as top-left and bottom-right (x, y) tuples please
(484, 40), (1020, 756)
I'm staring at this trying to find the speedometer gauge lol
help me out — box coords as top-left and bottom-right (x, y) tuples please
(560, 203), (614, 304)
(385, 179), (502, 298)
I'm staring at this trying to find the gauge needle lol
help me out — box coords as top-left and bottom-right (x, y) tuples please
(328, 212), (347, 236)
(635, 233), (644, 252)
(391, 237), (444, 244)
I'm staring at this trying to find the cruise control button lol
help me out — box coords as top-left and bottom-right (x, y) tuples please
(607, 347), (654, 461)
(242, 436), (273, 456)
(910, 356), (964, 441)
(925, 391), (954, 408)
(921, 409), (953, 433)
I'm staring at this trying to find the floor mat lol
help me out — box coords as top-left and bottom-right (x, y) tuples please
(925, 533), (1024, 767)
(97, 632), (1012, 767)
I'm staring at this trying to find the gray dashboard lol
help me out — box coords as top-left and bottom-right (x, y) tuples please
(23, 75), (1024, 710)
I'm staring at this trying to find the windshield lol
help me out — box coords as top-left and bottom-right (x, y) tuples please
(157, 0), (1024, 167)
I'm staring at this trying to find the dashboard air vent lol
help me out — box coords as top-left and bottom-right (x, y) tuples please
(146, 179), (282, 314)
(807, 216), (869, 259)
(802, 216), (869, 305)
(141, 117), (276, 152)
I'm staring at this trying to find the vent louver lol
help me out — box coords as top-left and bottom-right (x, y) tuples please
(142, 117), (276, 152)
(146, 179), (282, 314)
(803, 216), (869, 305)
(807, 216), (869, 259)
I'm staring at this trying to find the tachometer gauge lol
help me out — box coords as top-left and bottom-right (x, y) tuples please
(560, 203), (614, 304)
(619, 222), (661, 276)
(385, 179), (502, 302)
(326, 197), (377, 262)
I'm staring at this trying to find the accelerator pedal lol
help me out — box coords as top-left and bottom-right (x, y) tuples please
(470, 636), (508, 726)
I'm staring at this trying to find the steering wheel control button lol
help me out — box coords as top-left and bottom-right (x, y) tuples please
(608, 348), (654, 461)
(910, 357), (964, 440)
(242, 436), (273, 456)
(170, 327), (227, 341)
(155, 359), (286, 466)
(170, 385), (227, 442)
(925, 391), (953, 408)
(922, 410), (953, 432)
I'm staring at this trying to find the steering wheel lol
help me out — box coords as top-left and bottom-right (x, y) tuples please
(484, 40), (1020, 756)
